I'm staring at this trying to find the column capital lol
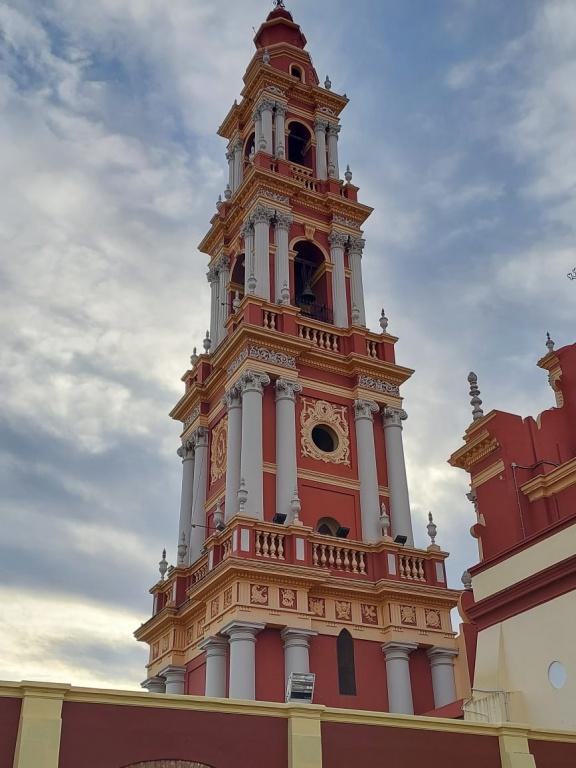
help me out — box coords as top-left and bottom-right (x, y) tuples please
(258, 98), (275, 112)
(328, 230), (349, 248)
(238, 369), (271, 395)
(223, 384), (242, 410)
(159, 665), (186, 682)
(233, 137), (244, 152)
(328, 123), (341, 136)
(199, 635), (229, 657)
(275, 378), (302, 402)
(193, 426), (209, 448)
(214, 254), (230, 272)
(275, 211), (293, 231)
(383, 406), (408, 428)
(427, 646), (458, 665)
(252, 106), (261, 121)
(281, 627), (318, 646)
(221, 620), (265, 641)
(141, 676), (166, 694)
(177, 439), (195, 461)
(275, 102), (287, 117)
(314, 118), (329, 132)
(241, 219), (254, 237)
(348, 236), (366, 255)
(252, 203), (275, 224)
(207, 264), (219, 283)
(354, 399), (379, 421)
(382, 641), (418, 661)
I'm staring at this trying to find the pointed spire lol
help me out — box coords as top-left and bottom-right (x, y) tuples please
(159, 549), (168, 580)
(273, 0), (286, 7)
(467, 372), (484, 421)
(344, 164), (353, 184)
(216, 194), (223, 211)
(177, 532), (187, 567)
(379, 502), (391, 539)
(203, 330), (211, 353)
(546, 332), (555, 353)
(190, 347), (199, 366)
(214, 500), (224, 531)
(379, 308), (389, 333)
(324, 75), (332, 90)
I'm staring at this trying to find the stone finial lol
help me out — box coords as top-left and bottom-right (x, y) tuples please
(274, 0), (286, 7)
(216, 194), (223, 210)
(177, 532), (187, 567)
(427, 512), (437, 546)
(159, 549), (168, 580)
(190, 347), (199, 366)
(248, 144), (255, 163)
(224, 184), (232, 201)
(290, 488), (303, 525)
(232, 290), (241, 312)
(468, 372), (484, 421)
(546, 332), (555, 353)
(237, 478), (248, 514)
(351, 304), (361, 325)
(281, 281), (290, 305)
(379, 502), (391, 539)
(379, 308), (389, 333)
(324, 75), (332, 90)
(214, 500), (224, 530)
(263, 48), (271, 65)
(247, 272), (257, 294)
(461, 569), (472, 591)
(203, 330), (211, 353)
(344, 164), (353, 183)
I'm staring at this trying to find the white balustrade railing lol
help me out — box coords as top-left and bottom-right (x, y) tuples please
(312, 542), (367, 575)
(255, 529), (285, 560)
(367, 339), (378, 358)
(399, 554), (426, 582)
(290, 163), (319, 192)
(298, 324), (339, 352)
(263, 310), (278, 330)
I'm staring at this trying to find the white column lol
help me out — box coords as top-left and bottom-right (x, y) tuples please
(217, 255), (230, 344)
(239, 370), (270, 519)
(222, 621), (264, 700)
(427, 647), (458, 709)
(189, 427), (209, 563)
(348, 237), (366, 326)
(275, 104), (286, 158)
(141, 676), (166, 694)
(260, 100), (274, 154)
(327, 123), (341, 179)
(242, 220), (255, 294)
(275, 379), (302, 521)
(382, 407), (414, 547)
(328, 231), (349, 327)
(382, 642), (417, 714)
(226, 147), (234, 193)
(224, 385), (242, 521)
(176, 440), (195, 565)
(160, 665), (186, 695)
(200, 636), (228, 698)
(281, 628), (317, 691)
(315, 119), (328, 179)
(274, 212), (292, 303)
(254, 108), (264, 152)
(208, 265), (220, 346)
(354, 400), (381, 543)
(233, 139), (243, 191)
(252, 204), (273, 301)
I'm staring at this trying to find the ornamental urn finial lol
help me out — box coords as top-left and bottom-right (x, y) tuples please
(379, 308), (389, 333)
(263, 48), (271, 65)
(177, 532), (187, 567)
(224, 184), (232, 201)
(203, 330), (211, 353)
(216, 194), (223, 211)
(232, 290), (241, 312)
(468, 372), (484, 421)
(281, 281), (290, 305)
(290, 488), (303, 525)
(214, 500), (224, 531)
(427, 512), (437, 546)
(237, 478), (248, 514)
(546, 332), (555, 353)
(247, 272), (257, 294)
(351, 304), (361, 325)
(461, 569), (473, 591)
(379, 502), (391, 539)
(159, 549), (168, 580)
(190, 347), (199, 366)
(324, 75), (332, 90)
(344, 164), (353, 183)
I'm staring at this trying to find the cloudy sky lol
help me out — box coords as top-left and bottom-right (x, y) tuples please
(0, 0), (574, 690)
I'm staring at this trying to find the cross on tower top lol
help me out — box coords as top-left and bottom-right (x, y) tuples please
(274, 0), (286, 8)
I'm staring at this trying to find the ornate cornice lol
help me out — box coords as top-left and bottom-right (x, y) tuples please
(449, 430), (500, 472)
(358, 375), (400, 397)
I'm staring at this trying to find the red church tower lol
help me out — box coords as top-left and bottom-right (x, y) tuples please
(136, 2), (469, 716)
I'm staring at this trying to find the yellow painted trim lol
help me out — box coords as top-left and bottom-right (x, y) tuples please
(12, 683), (68, 768)
(520, 457), (576, 501)
(471, 460), (506, 488)
(499, 731), (536, 768)
(289, 708), (323, 768)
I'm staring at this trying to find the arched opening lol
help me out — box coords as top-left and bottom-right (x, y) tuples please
(290, 64), (303, 81)
(230, 253), (245, 309)
(294, 241), (332, 323)
(316, 517), (340, 537)
(337, 629), (357, 696)
(244, 132), (255, 165)
(288, 121), (313, 168)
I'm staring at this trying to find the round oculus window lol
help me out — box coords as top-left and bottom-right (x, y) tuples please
(548, 661), (567, 690)
(311, 424), (339, 454)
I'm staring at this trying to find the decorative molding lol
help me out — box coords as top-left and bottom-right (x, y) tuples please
(252, 203), (275, 224)
(249, 345), (297, 369)
(383, 407), (408, 428)
(361, 604), (378, 625)
(280, 587), (297, 609)
(348, 236), (366, 255)
(308, 596), (325, 617)
(250, 584), (269, 605)
(227, 349), (249, 376)
(400, 605), (417, 625)
(353, 399), (379, 421)
(333, 214), (361, 229)
(425, 609), (441, 629)
(319, 106), (336, 115)
(261, 189), (289, 204)
(300, 397), (350, 466)
(275, 378), (302, 402)
(177, 439), (195, 461)
(359, 375), (400, 397)
(335, 600), (352, 621)
(183, 406), (201, 430)
(328, 230), (349, 248)
(210, 417), (227, 484)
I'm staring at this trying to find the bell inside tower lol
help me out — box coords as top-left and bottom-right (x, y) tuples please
(294, 241), (331, 323)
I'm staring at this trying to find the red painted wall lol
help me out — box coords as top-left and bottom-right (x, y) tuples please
(256, 628), (286, 702)
(529, 738), (576, 767)
(321, 721), (502, 768)
(59, 702), (288, 768)
(186, 654), (206, 696)
(0, 697), (20, 768)
(409, 648), (435, 715)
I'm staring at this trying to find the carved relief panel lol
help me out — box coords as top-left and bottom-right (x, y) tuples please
(300, 398), (350, 465)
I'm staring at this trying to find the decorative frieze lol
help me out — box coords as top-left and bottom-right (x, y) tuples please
(400, 605), (417, 626)
(359, 375), (400, 397)
(280, 587), (297, 609)
(261, 189), (290, 204)
(333, 214), (361, 229)
(183, 406), (201, 430)
(227, 346), (297, 377)
(210, 417), (227, 484)
(300, 398), (350, 466)
(335, 600), (352, 621)
(309, 596), (325, 617)
(250, 584), (269, 605)
(361, 604), (378, 625)
(425, 609), (441, 629)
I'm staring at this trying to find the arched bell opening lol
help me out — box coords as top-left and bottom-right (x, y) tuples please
(244, 132), (255, 166)
(294, 240), (332, 324)
(230, 253), (245, 310)
(287, 121), (313, 168)
(315, 516), (341, 537)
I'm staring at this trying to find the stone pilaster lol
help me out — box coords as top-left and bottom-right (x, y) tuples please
(190, 426), (209, 563)
(354, 399), (381, 542)
(275, 103), (287, 158)
(141, 676), (166, 694)
(327, 123), (341, 179)
(239, 370), (271, 519)
(382, 407), (414, 546)
(252, 204), (274, 301)
(328, 230), (349, 327)
(216, 254), (230, 344)
(281, 628), (317, 692)
(222, 621), (265, 701)
(233, 138), (243, 190)
(382, 642), (417, 714)
(176, 440), (195, 565)
(275, 211), (293, 303)
(260, 99), (274, 154)
(427, 647), (458, 709)
(200, 636), (228, 698)
(159, 665), (186, 695)
(275, 379), (302, 521)
(207, 264), (220, 347)
(314, 119), (328, 180)
(242, 219), (255, 294)
(348, 236), (366, 326)
(223, 385), (242, 521)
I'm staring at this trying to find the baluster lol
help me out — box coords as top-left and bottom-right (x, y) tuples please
(359, 552), (366, 574)
(343, 549), (350, 572)
(270, 313), (276, 331)
(313, 543), (319, 567)
(278, 535), (285, 560)
(335, 547), (342, 569)
(255, 532), (262, 556)
(351, 551), (358, 573)
(269, 534), (277, 559)
(262, 533), (270, 557)
(320, 544), (327, 567)
(418, 559), (425, 581)
(399, 556), (406, 578)
(328, 546), (335, 567)
(299, 326), (304, 339)
(312, 329), (318, 346)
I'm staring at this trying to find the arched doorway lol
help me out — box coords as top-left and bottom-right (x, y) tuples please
(287, 121), (313, 168)
(294, 241), (332, 324)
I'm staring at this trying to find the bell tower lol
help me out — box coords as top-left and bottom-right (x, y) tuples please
(136, 3), (469, 715)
